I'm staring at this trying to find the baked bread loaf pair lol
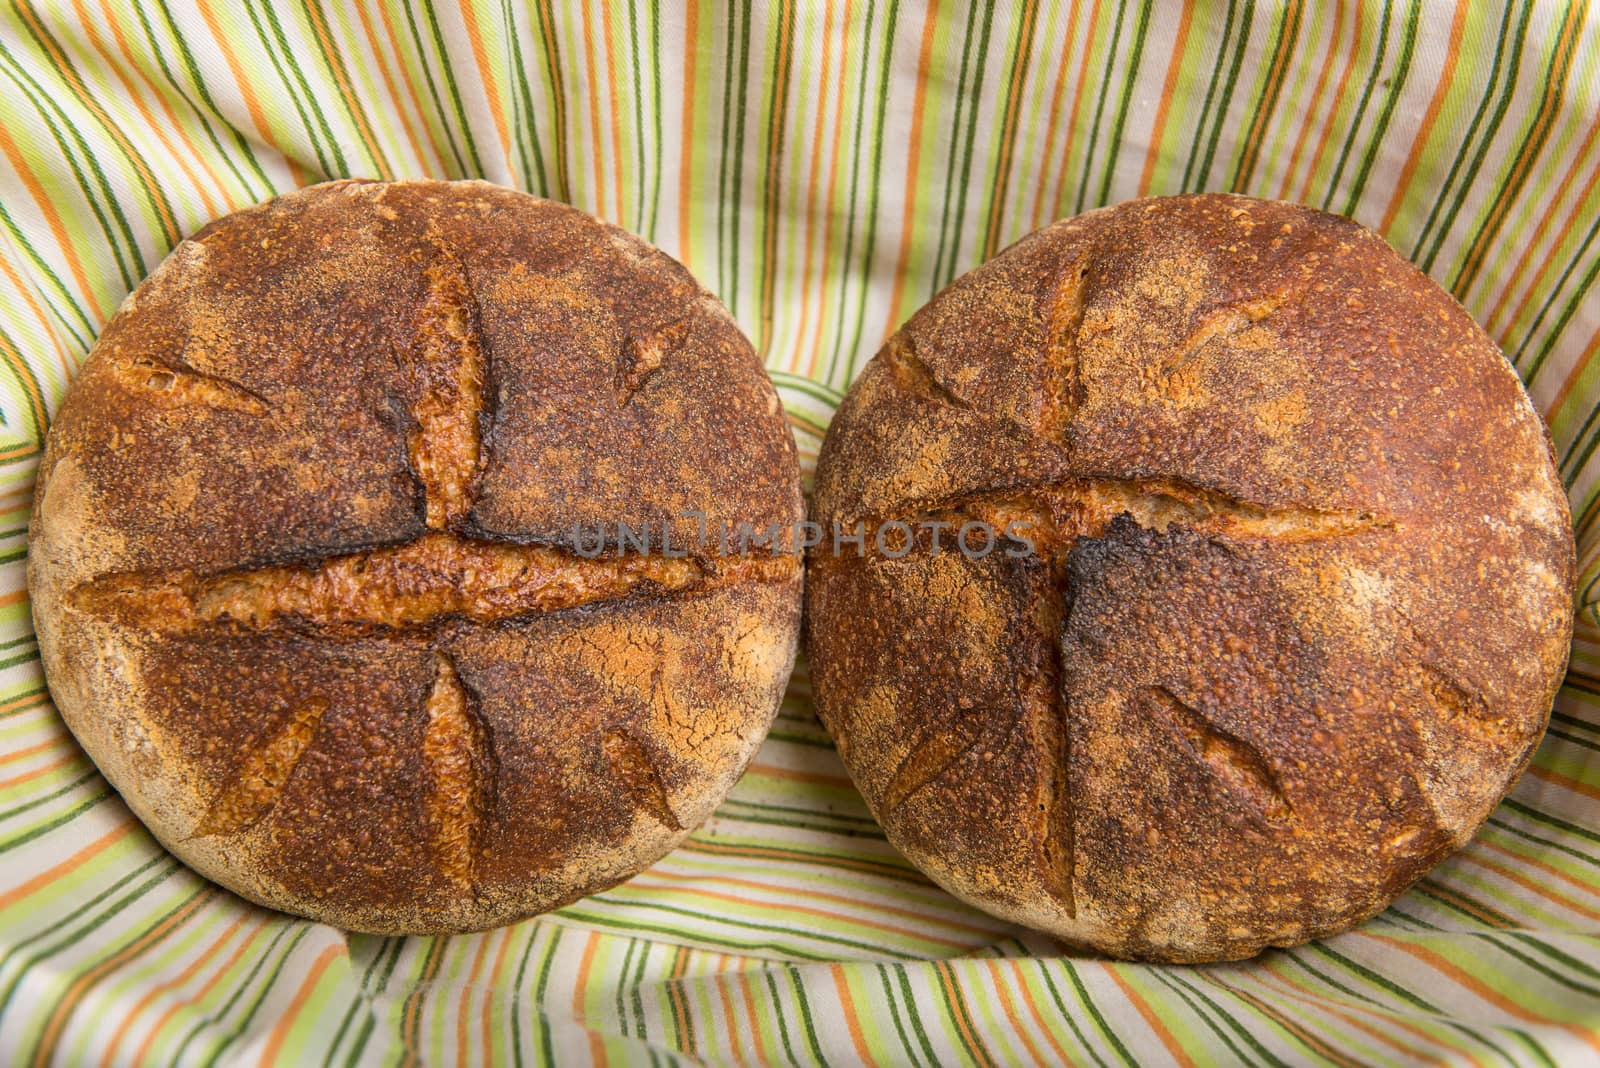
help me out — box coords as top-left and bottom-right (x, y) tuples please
(29, 180), (803, 934)
(807, 194), (1575, 962)
(30, 184), (1574, 958)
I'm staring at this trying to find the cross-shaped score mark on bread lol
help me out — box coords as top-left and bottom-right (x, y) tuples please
(66, 242), (799, 886)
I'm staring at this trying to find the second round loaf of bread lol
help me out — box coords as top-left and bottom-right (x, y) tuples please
(807, 194), (1574, 962)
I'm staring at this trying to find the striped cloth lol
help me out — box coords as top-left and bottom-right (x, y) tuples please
(1, 1), (1598, 1063)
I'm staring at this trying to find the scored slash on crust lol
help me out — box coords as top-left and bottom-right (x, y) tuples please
(1041, 257), (1091, 438)
(603, 729), (683, 831)
(1141, 685), (1293, 822)
(409, 245), (486, 530)
(76, 236), (798, 872)
(617, 317), (691, 404)
(422, 651), (494, 887)
(882, 334), (972, 411)
(69, 534), (795, 637)
(190, 696), (329, 839)
(118, 352), (270, 416)
(1158, 284), (1305, 381)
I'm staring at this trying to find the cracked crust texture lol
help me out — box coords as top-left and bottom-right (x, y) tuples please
(806, 194), (1575, 963)
(29, 179), (804, 934)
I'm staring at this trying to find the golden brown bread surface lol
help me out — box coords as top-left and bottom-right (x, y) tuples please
(29, 179), (804, 934)
(806, 194), (1575, 962)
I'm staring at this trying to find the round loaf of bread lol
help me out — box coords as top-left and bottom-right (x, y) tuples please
(807, 194), (1574, 962)
(29, 179), (804, 934)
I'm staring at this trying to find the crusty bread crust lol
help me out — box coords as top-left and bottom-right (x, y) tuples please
(29, 179), (804, 934)
(806, 194), (1575, 962)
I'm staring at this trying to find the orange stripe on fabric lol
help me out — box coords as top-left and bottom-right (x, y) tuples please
(985, 961), (1050, 1065)
(1526, 762), (1600, 802)
(1456, 0), (1585, 289)
(457, 0), (514, 172)
(1547, 319), (1600, 417)
(711, 967), (742, 1061)
(0, 587), (30, 610)
(366, 2), (451, 172)
(1276, 0), (1347, 200)
(667, 945), (692, 1055)
(300, 0), (390, 177)
(1378, 0), (1469, 234)
(1136, 0), (1196, 197)
(579, 0), (610, 219)
(598, 0), (628, 224)
(1050, 0), (1106, 216)
(830, 965), (878, 1066)
(1102, 964), (1197, 1068)
(802, 0), (853, 379)
(1286, 0), (1363, 202)
(0, 254), (70, 396)
(69, 0), (224, 218)
(92, 0), (238, 212)
(1420, 879), (1513, 928)
(1482, 833), (1600, 906)
(1297, 0), (1364, 203)
(677, 0), (699, 264)
(482, 926), (516, 1054)
(0, 481), (36, 509)
(1458, 843), (1600, 923)
(0, 320), (50, 437)
(457, 932), (495, 1067)
(1030, 0), (1084, 228)
(130, 912), (275, 1068)
(935, 961), (997, 1068)
(629, 868), (999, 938)
(792, 0), (838, 378)
(193, 0), (313, 186)
(734, 969), (770, 1065)
(1011, 963), (1076, 1065)
(625, 877), (975, 948)
(572, 932), (608, 1066)
(256, 942), (345, 1068)
(0, 690), (46, 716)
(0, 120), (109, 323)
(1249, 963), (1456, 1065)
(1488, 124), (1600, 338)
(1363, 932), (1600, 1056)
(882, 0), (942, 339)
(0, 737), (64, 766)
(1214, 974), (1384, 1068)
(15, 0), (179, 244)
(399, 940), (445, 1061)
(1254, 959), (1478, 1068)
(0, 819), (135, 913)
(983, 0), (1041, 256)
(0, 751), (85, 791)
(98, 909), (252, 1068)
(1234, 0), (1303, 188)
(31, 888), (216, 1068)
